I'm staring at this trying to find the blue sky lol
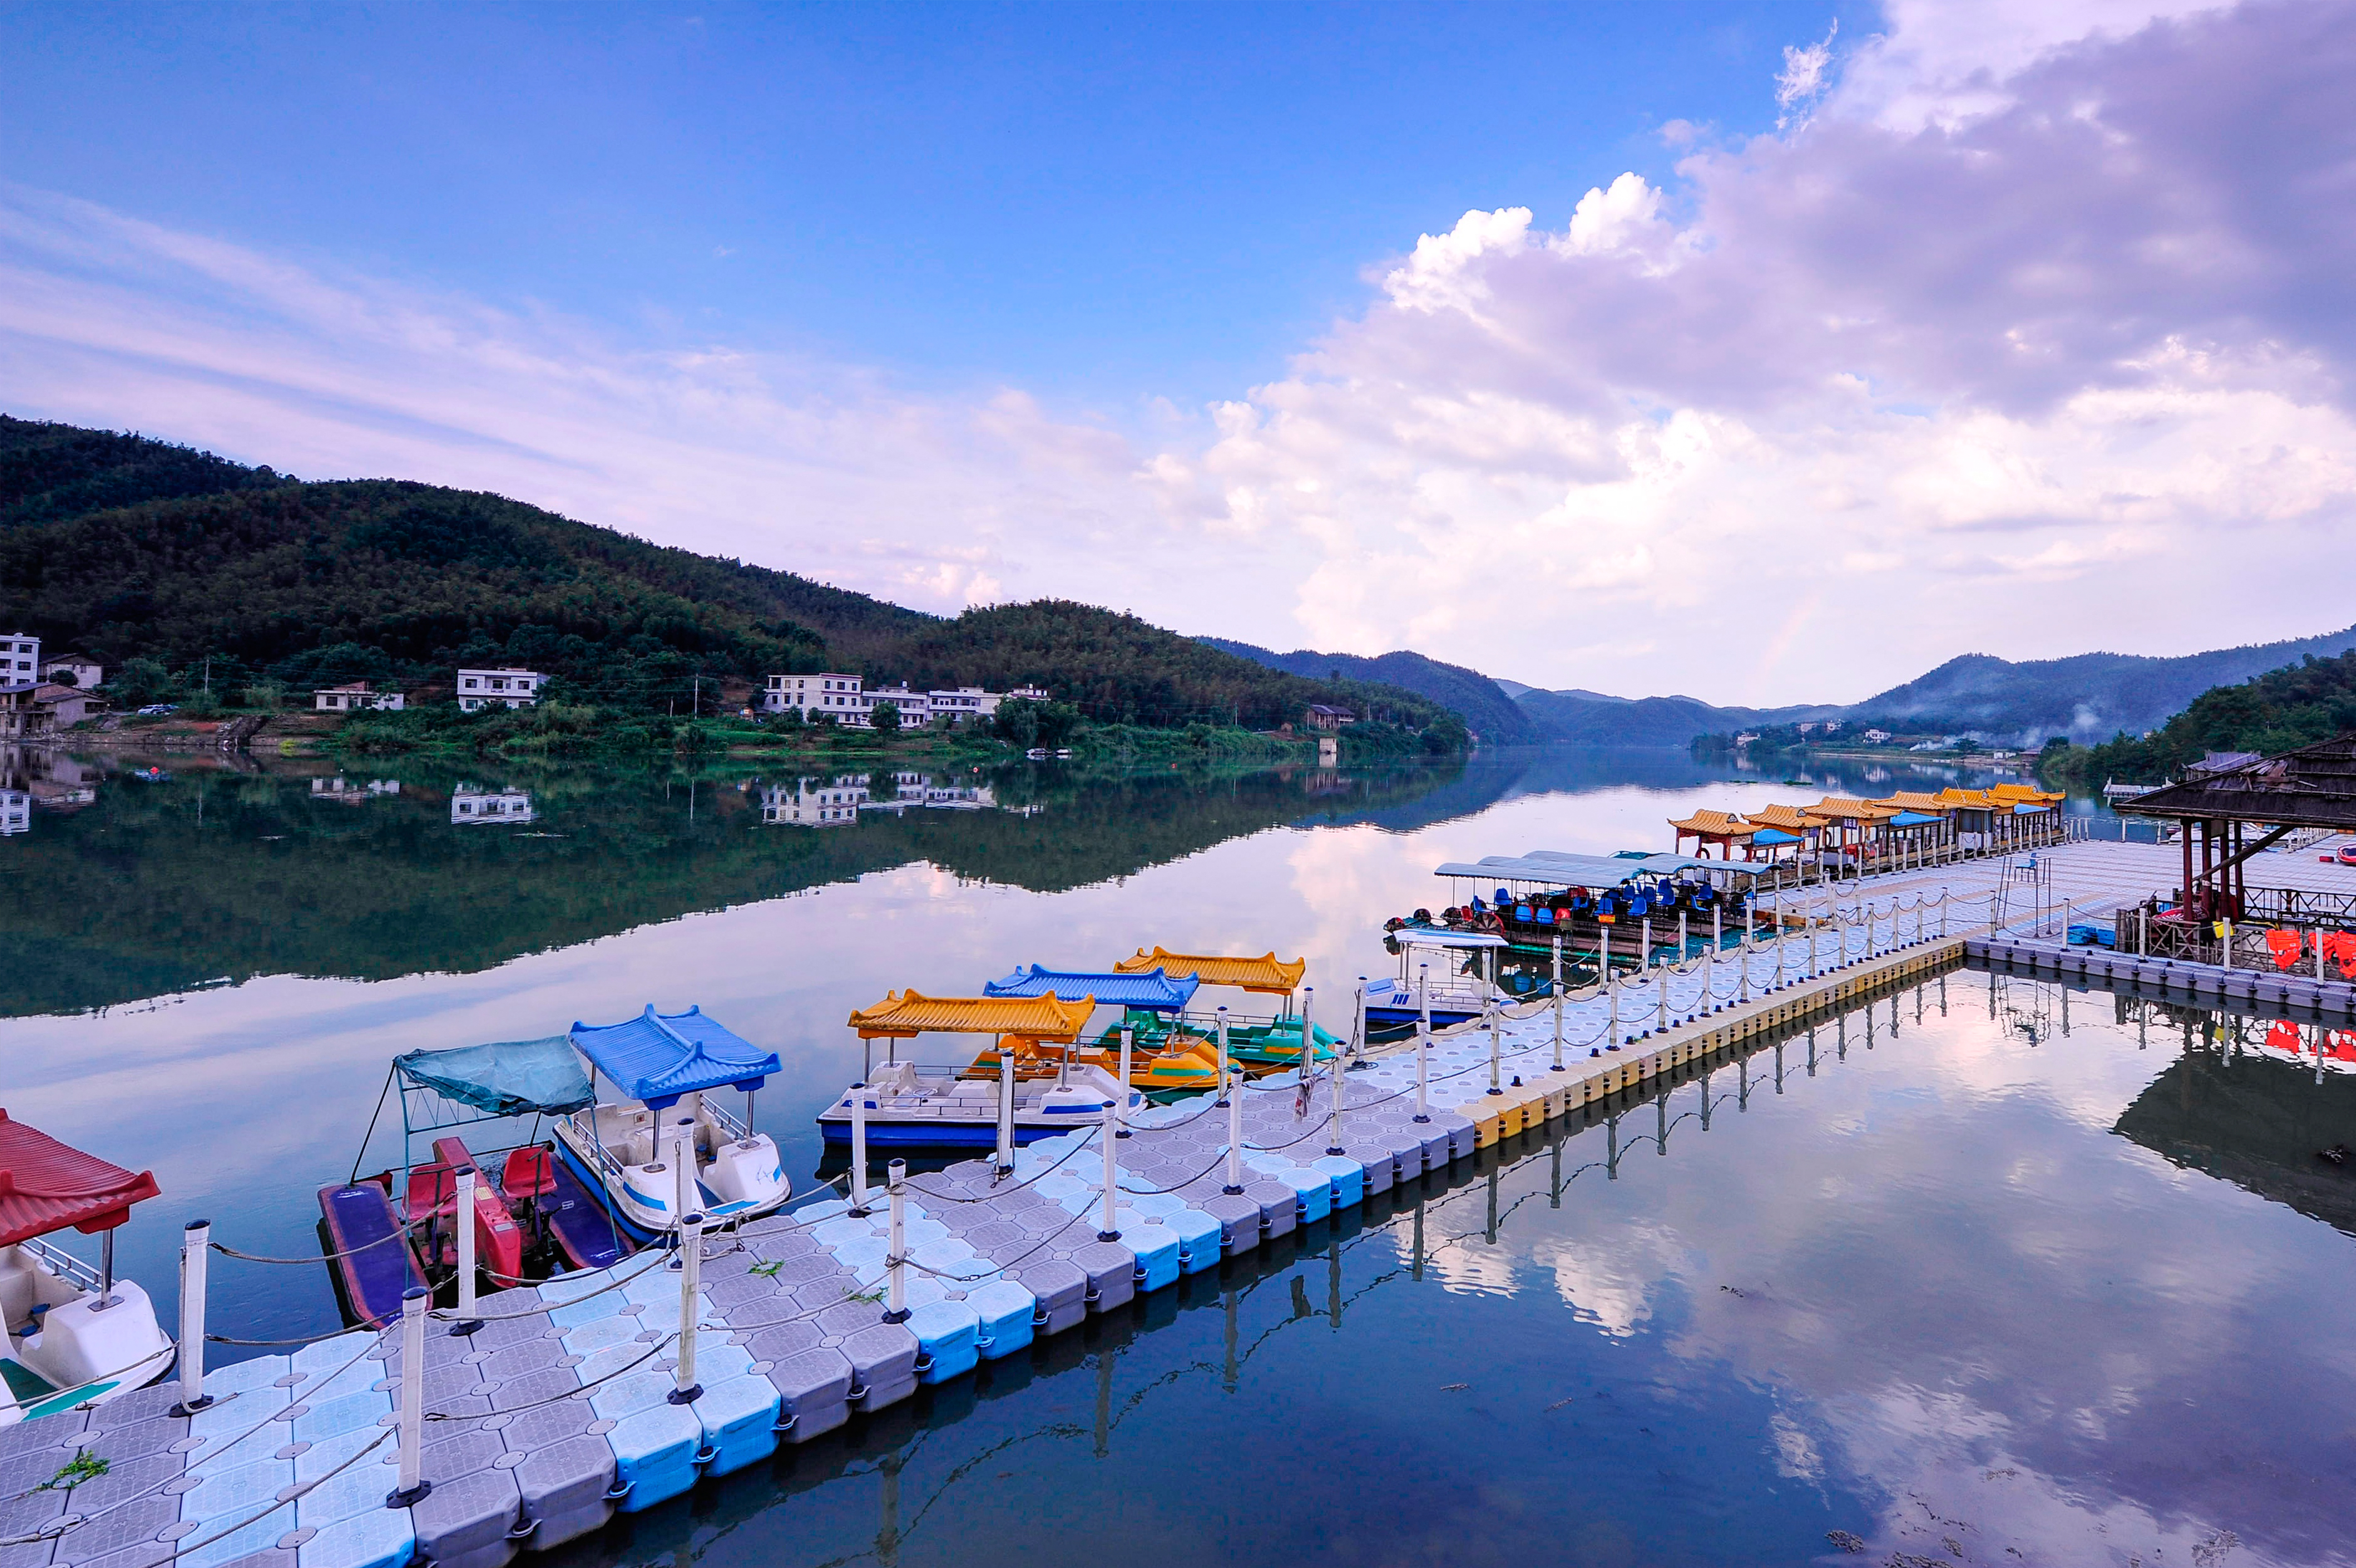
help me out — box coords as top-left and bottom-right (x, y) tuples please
(3, 0), (2351, 703)
(5, 1), (1854, 403)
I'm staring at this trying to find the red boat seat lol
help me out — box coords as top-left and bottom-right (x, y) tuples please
(502, 1145), (557, 1202)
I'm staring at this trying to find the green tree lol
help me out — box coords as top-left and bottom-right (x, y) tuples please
(871, 700), (902, 737)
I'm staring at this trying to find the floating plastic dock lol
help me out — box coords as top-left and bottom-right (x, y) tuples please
(0, 912), (1970, 1568)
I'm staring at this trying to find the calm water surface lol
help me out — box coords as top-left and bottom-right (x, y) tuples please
(5, 747), (2348, 1566)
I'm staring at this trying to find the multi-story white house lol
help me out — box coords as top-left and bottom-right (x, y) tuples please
(450, 784), (536, 825)
(762, 674), (1047, 728)
(314, 682), (407, 713)
(456, 668), (543, 712)
(1, 635), (39, 683)
(759, 775), (871, 827)
(763, 673), (875, 722)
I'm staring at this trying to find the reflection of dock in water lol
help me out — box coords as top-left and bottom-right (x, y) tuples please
(2114, 1003), (2356, 1237)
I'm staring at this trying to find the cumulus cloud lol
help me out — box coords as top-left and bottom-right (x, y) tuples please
(1191, 0), (2356, 701)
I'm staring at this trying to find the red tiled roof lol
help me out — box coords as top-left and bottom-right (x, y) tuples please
(0, 1109), (161, 1246)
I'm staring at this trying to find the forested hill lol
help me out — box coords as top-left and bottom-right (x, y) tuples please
(0, 416), (1457, 733)
(2043, 649), (2356, 785)
(1198, 637), (1538, 743)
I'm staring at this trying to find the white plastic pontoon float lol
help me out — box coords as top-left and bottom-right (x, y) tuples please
(553, 1006), (788, 1242)
(0, 1108), (175, 1424)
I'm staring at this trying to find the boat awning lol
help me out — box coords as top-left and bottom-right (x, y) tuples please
(1394, 930), (1510, 949)
(1623, 852), (1778, 878)
(395, 1037), (595, 1118)
(847, 991), (1094, 1041)
(568, 1006), (780, 1111)
(1111, 948), (1307, 995)
(1887, 811), (1944, 828)
(1750, 828), (1802, 846)
(1433, 855), (1644, 889)
(0, 1109), (161, 1244)
(984, 965), (1199, 1012)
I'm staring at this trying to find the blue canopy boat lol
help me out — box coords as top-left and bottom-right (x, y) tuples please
(553, 1006), (788, 1241)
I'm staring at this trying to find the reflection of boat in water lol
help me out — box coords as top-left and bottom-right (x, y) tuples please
(1, 1110), (175, 1425)
(553, 1007), (789, 1242)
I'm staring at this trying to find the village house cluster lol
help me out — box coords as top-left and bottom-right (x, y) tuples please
(0, 633), (104, 740)
(761, 673), (1048, 728)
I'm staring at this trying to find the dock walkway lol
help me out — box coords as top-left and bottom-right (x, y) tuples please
(10, 841), (2291, 1568)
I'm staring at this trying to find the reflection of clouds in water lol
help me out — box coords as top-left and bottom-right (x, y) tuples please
(1480, 996), (2356, 1564)
(1531, 1228), (1690, 1338)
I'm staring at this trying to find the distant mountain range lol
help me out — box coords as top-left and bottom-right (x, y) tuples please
(1203, 624), (2356, 748)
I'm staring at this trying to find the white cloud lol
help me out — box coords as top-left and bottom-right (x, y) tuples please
(1186, 0), (2356, 700)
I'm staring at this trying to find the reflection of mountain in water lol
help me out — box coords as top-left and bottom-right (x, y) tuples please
(2113, 1016), (2356, 1236)
(0, 754), (1470, 1017)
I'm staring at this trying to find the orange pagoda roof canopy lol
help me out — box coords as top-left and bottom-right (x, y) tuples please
(846, 991), (1093, 1042)
(1112, 948), (1306, 995)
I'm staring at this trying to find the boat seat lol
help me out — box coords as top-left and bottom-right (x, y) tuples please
(503, 1145), (557, 1200)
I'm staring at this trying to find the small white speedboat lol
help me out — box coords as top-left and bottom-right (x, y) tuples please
(553, 1006), (791, 1241)
(1, 1110), (175, 1425)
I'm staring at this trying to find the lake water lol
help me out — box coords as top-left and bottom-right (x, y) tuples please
(7, 746), (2351, 1566)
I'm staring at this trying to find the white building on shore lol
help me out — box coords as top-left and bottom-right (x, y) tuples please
(761, 673), (1048, 728)
(314, 681), (407, 713)
(457, 668), (543, 712)
(1, 634), (38, 683)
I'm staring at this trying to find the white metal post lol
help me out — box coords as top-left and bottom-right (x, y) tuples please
(1215, 1007), (1231, 1105)
(1550, 935), (1564, 1071)
(1115, 1027), (1134, 1138)
(1708, 907), (1719, 1005)
(387, 1285), (431, 1507)
(850, 1077), (871, 1215)
(1418, 965), (1430, 1037)
(1098, 1102), (1122, 1241)
(1413, 1022), (1430, 1123)
(1301, 987), (1315, 1077)
(1330, 983), (1354, 1154)
(672, 1116), (696, 1239)
(1486, 1002), (1503, 1096)
(1224, 1068), (1247, 1190)
(996, 1051), (1015, 1176)
(172, 1219), (212, 1415)
(1606, 926), (1619, 1045)
(884, 1161), (910, 1322)
(670, 1211), (703, 1404)
(1740, 899), (1753, 1002)
(453, 1169), (480, 1333)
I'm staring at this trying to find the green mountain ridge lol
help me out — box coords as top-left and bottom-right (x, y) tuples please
(0, 415), (1457, 736)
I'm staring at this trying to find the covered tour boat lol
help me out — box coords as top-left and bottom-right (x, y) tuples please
(972, 966), (1223, 1093)
(553, 1007), (789, 1242)
(1363, 928), (1509, 1039)
(1386, 849), (1783, 974)
(820, 991), (1143, 1148)
(1105, 948), (1340, 1068)
(1, 1109), (175, 1424)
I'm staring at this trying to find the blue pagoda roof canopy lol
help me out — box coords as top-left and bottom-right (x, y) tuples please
(982, 964), (1199, 1013)
(569, 1005), (779, 1110)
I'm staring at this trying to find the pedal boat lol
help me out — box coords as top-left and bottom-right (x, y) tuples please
(553, 1006), (789, 1242)
(1, 1109), (175, 1424)
(1106, 948), (1341, 1068)
(826, 991), (1144, 1146)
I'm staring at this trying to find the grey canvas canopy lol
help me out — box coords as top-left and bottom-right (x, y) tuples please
(393, 1036), (596, 1118)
